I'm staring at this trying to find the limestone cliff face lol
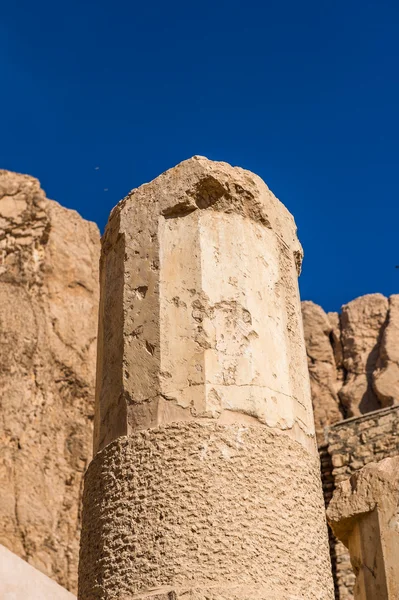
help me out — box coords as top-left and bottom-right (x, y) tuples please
(0, 170), (100, 593)
(301, 301), (343, 444)
(302, 293), (399, 441)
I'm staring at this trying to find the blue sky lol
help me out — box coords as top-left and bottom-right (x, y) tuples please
(1, 0), (398, 312)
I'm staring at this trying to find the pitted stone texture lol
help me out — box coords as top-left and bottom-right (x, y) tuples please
(79, 423), (334, 600)
(302, 301), (343, 443)
(0, 170), (100, 592)
(95, 156), (315, 455)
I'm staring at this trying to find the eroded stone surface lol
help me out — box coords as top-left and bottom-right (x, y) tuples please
(374, 295), (399, 407)
(303, 295), (399, 598)
(79, 423), (334, 600)
(327, 457), (399, 600)
(339, 294), (388, 416)
(327, 310), (345, 383)
(302, 301), (343, 443)
(322, 405), (399, 600)
(94, 156), (316, 455)
(0, 170), (100, 592)
(82, 157), (334, 599)
(302, 293), (399, 437)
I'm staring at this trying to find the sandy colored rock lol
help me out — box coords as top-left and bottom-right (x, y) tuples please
(301, 301), (343, 442)
(303, 293), (399, 442)
(327, 310), (345, 382)
(94, 155), (317, 455)
(305, 294), (399, 598)
(0, 170), (100, 592)
(339, 294), (388, 416)
(0, 544), (76, 600)
(373, 294), (399, 407)
(81, 157), (334, 600)
(322, 405), (399, 600)
(80, 424), (334, 600)
(327, 457), (399, 599)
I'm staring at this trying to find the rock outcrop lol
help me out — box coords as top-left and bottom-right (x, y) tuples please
(339, 294), (388, 416)
(374, 295), (399, 407)
(302, 293), (399, 439)
(324, 407), (399, 599)
(0, 170), (100, 593)
(301, 301), (343, 443)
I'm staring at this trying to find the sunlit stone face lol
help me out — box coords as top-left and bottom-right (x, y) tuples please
(94, 156), (315, 454)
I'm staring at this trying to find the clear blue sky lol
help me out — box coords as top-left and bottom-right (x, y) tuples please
(1, 1), (398, 312)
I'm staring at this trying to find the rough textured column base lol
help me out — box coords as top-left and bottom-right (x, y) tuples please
(79, 422), (333, 600)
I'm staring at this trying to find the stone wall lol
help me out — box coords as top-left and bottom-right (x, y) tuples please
(303, 294), (399, 597)
(0, 170), (100, 593)
(322, 405), (399, 599)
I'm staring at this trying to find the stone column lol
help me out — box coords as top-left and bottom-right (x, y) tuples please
(327, 457), (399, 600)
(79, 157), (334, 600)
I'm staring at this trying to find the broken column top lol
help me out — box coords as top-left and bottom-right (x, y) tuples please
(105, 156), (303, 265)
(327, 456), (399, 546)
(327, 457), (399, 600)
(94, 156), (315, 454)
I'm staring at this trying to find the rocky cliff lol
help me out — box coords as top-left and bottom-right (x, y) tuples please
(302, 293), (399, 443)
(0, 166), (397, 595)
(0, 170), (100, 593)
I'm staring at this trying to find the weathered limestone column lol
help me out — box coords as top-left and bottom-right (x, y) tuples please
(327, 457), (399, 600)
(79, 157), (334, 600)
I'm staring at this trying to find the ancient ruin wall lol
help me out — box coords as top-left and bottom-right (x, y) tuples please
(0, 170), (100, 593)
(327, 456), (399, 600)
(303, 294), (399, 598)
(79, 157), (334, 600)
(322, 405), (399, 599)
